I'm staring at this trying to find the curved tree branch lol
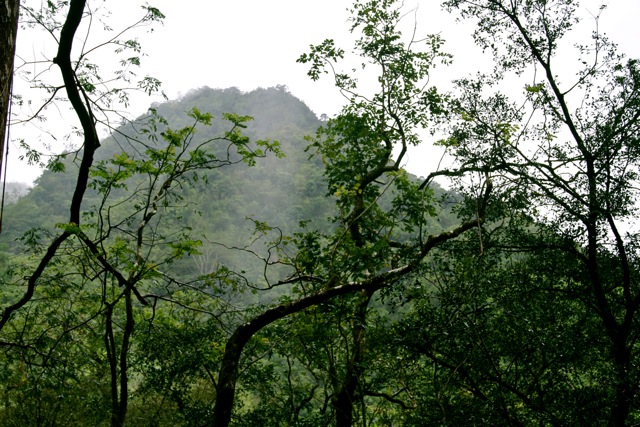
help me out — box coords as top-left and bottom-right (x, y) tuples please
(211, 217), (482, 426)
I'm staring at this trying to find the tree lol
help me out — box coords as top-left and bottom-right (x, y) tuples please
(1, 0), (166, 330)
(0, 0), (20, 215)
(0, 2), (280, 426)
(390, 229), (608, 425)
(210, 0), (492, 425)
(422, 0), (640, 425)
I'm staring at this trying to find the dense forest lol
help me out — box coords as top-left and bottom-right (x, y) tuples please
(1, 0), (640, 426)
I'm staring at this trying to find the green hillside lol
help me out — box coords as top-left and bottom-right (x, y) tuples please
(1, 87), (326, 261)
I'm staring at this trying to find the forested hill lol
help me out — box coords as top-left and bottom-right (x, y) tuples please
(0, 86), (333, 253)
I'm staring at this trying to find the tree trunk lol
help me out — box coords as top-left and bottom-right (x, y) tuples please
(105, 289), (134, 427)
(0, 0), (20, 183)
(334, 289), (373, 427)
(610, 338), (634, 427)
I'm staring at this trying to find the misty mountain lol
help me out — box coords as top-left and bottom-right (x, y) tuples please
(0, 87), (330, 264)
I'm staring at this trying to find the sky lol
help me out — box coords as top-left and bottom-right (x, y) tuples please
(6, 0), (640, 185)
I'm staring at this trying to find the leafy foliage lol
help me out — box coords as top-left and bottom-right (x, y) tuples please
(3, 0), (640, 426)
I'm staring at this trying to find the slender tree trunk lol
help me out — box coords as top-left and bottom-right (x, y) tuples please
(334, 289), (373, 427)
(105, 288), (135, 427)
(54, 0), (100, 225)
(117, 288), (134, 427)
(0, 0), (97, 332)
(105, 304), (120, 426)
(0, 0), (20, 178)
(586, 211), (635, 426)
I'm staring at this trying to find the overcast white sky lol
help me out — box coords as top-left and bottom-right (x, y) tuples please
(7, 0), (640, 184)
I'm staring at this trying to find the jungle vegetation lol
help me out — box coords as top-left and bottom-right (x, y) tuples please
(1, 0), (640, 426)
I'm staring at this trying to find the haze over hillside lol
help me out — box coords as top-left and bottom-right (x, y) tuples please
(0, 87), (323, 257)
